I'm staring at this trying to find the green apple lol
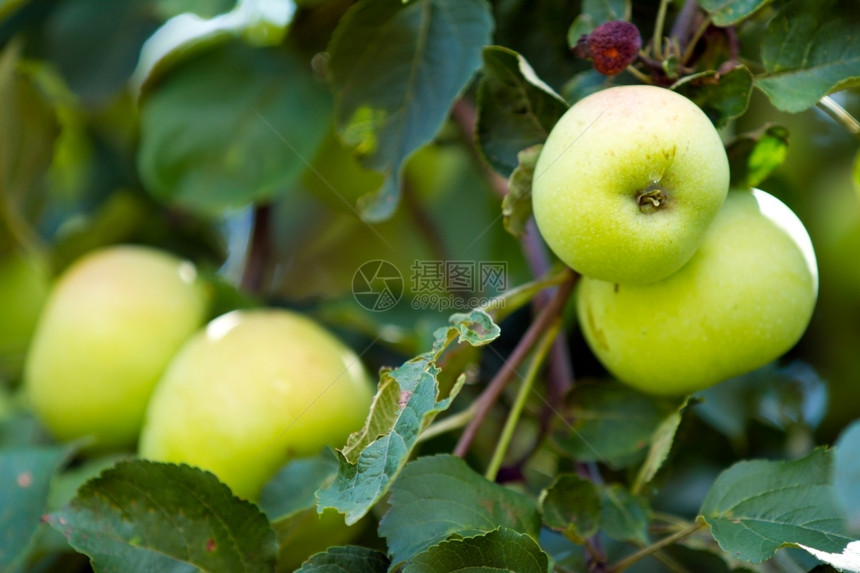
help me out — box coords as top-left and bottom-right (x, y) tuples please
(138, 308), (375, 500)
(532, 85), (730, 284)
(577, 189), (818, 395)
(24, 245), (208, 450)
(0, 249), (51, 382)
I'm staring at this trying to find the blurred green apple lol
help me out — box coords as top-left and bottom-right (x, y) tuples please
(577, 189), (818, 395)
(139, 308), (375, 500)
(0, 249), (50, 382)
(24, 245), (208, 450)
(532, 85), (729, 284)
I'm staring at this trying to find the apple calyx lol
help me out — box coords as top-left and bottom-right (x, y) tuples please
(636, 184), (668, 214)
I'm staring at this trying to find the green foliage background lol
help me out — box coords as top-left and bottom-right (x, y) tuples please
(1, 0), (860, 572)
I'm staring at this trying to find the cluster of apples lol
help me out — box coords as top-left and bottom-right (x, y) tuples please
(532, 85), (819, 396)
(21, 245), (374, 500)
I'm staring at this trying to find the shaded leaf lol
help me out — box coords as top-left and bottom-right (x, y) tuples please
(756, 0), (860, 112)
(46, 460), (277, 573)
(316, 310), (500, 525)
(700, 448), (857, 564)
(552, 382), (681, 468)
(633, 397), (691, 493)
(476, 46), (568, 177)
(540, 474), (602, 543)
(726, 125), (790, 189)
(328, 0), (493, 221)
(132, 0), (294, 94)
(379, 454), (541, 565)
(138, 41), (331, 217)
(0, 40), (58, 245)
(672, 65), (753, 128)
(834, 421), (860, 533)
(696, 361), (827, 440)
(0, 446), (73, 571)
(698, 0), (770, 26)
(295, 546), (389, 573)
(259, 451), (361, 572)
(601, 484), (650, 543)
(402, 527), (551, 573)
(502, 145), (542, 238)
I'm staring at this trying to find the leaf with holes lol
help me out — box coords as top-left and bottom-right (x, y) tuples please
(46, 460), (277, 573)
(316, 310), (500, 525)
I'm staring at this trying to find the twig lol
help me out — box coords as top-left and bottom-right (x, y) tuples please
(453, 270), (576, 458)
(484, 318), (561, 481)
(609, 520), (707, 572)
(240, 203), (272, 294)
(818, 95), (860, 138)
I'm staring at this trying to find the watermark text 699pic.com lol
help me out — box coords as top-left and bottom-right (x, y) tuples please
(352, 259), (508, 313)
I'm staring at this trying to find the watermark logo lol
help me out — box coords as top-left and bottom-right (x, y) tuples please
(352, 260), (404, 312)
(353, 259), (507, 312)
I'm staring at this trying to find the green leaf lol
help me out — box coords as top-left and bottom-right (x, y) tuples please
(46, 460), (277, 573)
(700, 448), (857, 564)
(552, 382), (681, 468)
(402, 527), (551, 573)
(379, 454), (541, 565)
(540, 474), (602, 543)
(633, 397), (691, 493)
(672, 66), (753, 128)
(0, 446), (73, 571)
(316, 310), (500, 525)
(834, 421), (860, 532)
(295, 546), (390, 573)
(601, 484), (650, 543)
(696, 362), (828, 440)
(698, 0), (770, 26)
(259, 451), (362, 572)
(328, 0), (493, 221)
(132, 0), (294, 94)
(137, 41), (331, 217)
(502, 145), (542, 237)
(0, 41), (59, 246)
(476, 46), (568, 177)
(755, 0), (860, 113)
(726, 125), (790, 189)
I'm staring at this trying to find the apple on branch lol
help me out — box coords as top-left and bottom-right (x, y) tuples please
(576, 189), (818, 396)
(531, 85), (730, 284)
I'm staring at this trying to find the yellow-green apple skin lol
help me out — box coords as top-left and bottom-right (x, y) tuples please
(532, 85), (730, 284)
(0, 250), (50, 381)
(139, 308), (375, 500)
(24, 245), (208, 449)
(577, 189), (818, 395)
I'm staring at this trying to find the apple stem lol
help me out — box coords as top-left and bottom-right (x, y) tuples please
(636, 186), (667, 214)
(608, 519), (707, 572)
